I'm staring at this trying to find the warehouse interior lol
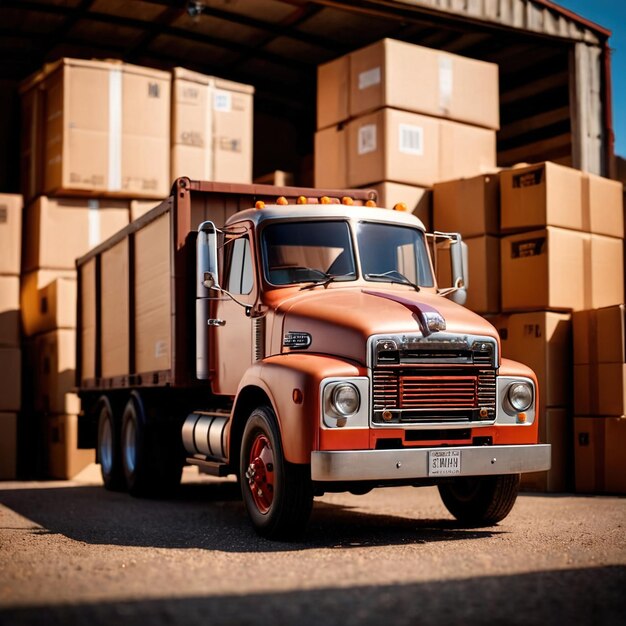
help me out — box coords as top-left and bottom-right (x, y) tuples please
(0, 0), (616, 191)
(0, 0), (624, 493)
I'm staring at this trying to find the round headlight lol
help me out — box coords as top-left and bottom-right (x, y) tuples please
(331, 383), (360, 417)
(507, 382), (533, 412)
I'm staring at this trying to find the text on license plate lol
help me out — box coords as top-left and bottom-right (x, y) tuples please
(428, 449), (461, 476)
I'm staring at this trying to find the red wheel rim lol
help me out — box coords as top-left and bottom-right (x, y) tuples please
(245, 433), (275, 514)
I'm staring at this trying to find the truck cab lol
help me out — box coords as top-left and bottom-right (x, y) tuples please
(77, 181), (550, 540)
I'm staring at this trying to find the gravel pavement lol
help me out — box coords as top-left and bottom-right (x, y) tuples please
(0, 465), (624, 625)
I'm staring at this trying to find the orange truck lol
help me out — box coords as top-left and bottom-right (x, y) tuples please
(76, 179), (550, 539)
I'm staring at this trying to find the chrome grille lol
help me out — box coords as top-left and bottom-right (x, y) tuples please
(372, 368), (496, 424)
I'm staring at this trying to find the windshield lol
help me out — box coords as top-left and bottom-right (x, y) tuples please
(262, 221), (356, 286)
(356, 221), (434, 288)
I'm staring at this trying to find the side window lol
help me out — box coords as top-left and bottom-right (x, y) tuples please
(227, 236), (253, 295)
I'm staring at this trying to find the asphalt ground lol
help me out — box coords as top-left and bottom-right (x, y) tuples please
(0, 465), (624, 626)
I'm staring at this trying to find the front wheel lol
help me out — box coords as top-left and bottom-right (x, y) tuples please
(438, 474), (520, 526)
(240, 407), (313, 540)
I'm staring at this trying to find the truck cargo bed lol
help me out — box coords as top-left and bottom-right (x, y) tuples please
(76, 178), (376, 392)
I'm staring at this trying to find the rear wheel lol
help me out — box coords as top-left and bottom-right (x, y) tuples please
(97, 399), (125, 491)
(240, 406), (313, 540)
(121, 394), (183, 497)
(438, 474), (520, 526)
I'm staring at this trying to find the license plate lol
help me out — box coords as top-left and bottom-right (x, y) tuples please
(428, 449), (461, 476)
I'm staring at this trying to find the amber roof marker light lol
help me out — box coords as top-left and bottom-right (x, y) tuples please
(255, 200), (265, 210)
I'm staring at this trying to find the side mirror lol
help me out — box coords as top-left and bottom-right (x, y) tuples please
(430, 232), (468, 305)
(197, 221), (220, 294)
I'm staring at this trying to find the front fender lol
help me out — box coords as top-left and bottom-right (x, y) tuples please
(235, 354), (366, 464)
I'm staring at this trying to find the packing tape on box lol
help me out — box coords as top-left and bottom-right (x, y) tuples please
(108, 67), (122, 191)
(438, 55), (453, 116)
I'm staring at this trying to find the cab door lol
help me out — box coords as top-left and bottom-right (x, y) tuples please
(211, 230), (257, 395)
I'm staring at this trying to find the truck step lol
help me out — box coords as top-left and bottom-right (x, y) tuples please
(187, 457), (231, 477)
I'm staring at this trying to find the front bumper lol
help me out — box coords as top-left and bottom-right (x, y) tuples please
(311, 444), (551, 482)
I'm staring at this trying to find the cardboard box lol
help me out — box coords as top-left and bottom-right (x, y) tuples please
(0, 194), (23, 276)
(46, 414), (95, 479)
(0, 412), (17, 479)
(500, 163), (584, 232)
(254, 171), (295, 187)
(134, 214), (171, 374)
(433, 173), (499, 237)
(314, 125), (348, 188)
(521, 407), (568, 492)
(20, 269), (76, 337)
(500, 311), (571, 408)
(0, 348), (21, 411)
(586, 234), (624, 310)
(101, 239), (129, 378)
(368, 182), (431, 230)
(22, 196), (129, 272)
(21, 276), (76, 337)
(347, 108), (440, 187)
(21, 58), (171, 197)
(438, 120), (497, 182)
(464, 235), (500, 314)
(574, 416), (605, 493)
(32, 329), (79, 415)
(171, 68), (254, 184)
(500, 227), (586, 312)
(574, 363), (626, 416)
(0, 276), (20, 347)
(573, 305), (626, 365)
(583, 173), (624, 238)
(604, 416), (626, 493)
(317, 55), (350, 130)
(349, 39), (499, 130)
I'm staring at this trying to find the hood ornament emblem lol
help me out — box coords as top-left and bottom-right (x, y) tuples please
(362, 290), (446, 337)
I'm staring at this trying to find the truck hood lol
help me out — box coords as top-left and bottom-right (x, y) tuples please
(275, 287), (499, 365)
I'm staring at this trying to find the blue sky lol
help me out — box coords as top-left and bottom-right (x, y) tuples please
(556, 1), (625, 157)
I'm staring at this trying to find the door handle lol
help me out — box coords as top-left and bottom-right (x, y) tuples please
(208, 319), (226, 326)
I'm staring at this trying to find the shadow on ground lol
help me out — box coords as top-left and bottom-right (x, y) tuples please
(0, 480), (501, 552)
(0, 565), (624, 626)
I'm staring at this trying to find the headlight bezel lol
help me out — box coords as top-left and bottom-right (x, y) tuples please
(505, 381), (534, 414)
(331, 383), (360, 417)
(321, 378), (369, 429)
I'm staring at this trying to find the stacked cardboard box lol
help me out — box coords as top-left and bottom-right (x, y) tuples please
(20, 58), (171, 201)
(500, 163), (624, 492)
(572, 305), (626, 493)
(171, 68), (254, 185)
(315, 39), (500, 229)
(0, 194), (22, 479)
(433, 174), (500, 314)
(20, 197), (130, 478)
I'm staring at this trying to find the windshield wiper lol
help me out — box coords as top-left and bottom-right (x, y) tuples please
(299, 272), (355, 290)
(364, 271), (420, 292)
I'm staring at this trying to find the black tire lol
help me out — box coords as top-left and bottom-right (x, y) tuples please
(97, 398), (125, 491)
(240, 406), (313, 540)
(121, 394), (183, 498)
(438, 474), (520, 526)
